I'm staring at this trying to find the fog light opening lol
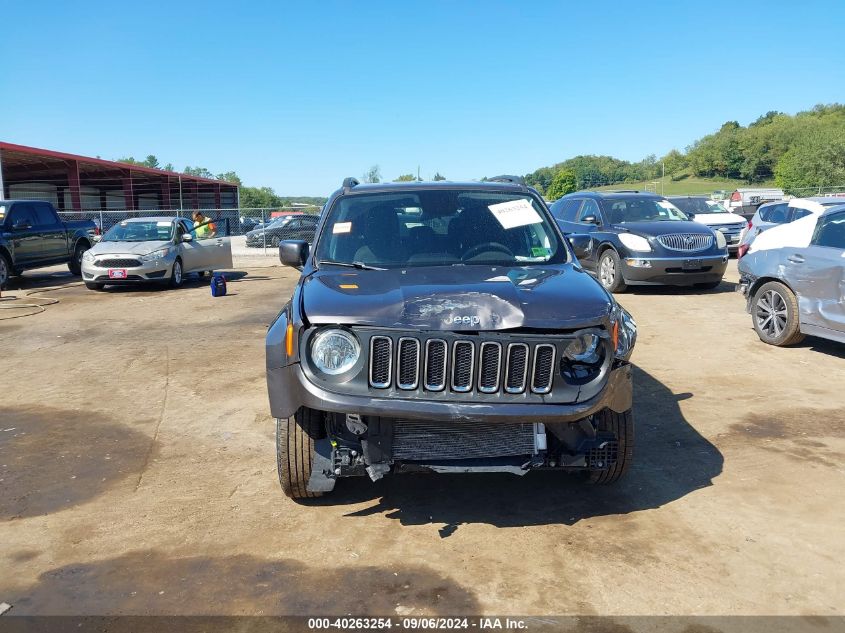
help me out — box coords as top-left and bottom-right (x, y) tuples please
(625, 258), (652, 268)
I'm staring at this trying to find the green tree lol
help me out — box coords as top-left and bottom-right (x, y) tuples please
(660, 149), (688, 177)
(143, 155), (160, 169)
(116, 156), (144, 167)
(363, 165), (381, 183)
(216, 171), (242, 185)
(775, 126), (845, 194)
(239, 186), (283, 209)
(393, 174), (415, 182)
(183, 166), (216, 179)
(545, 169), (577, 201)
(162, 162), (174, 172)
(433, 172), (446, 181)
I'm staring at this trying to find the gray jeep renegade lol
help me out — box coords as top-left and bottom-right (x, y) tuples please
(266, 177), (637, 499)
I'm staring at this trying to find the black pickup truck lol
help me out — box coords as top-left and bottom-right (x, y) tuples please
(0, 199), (97, 288)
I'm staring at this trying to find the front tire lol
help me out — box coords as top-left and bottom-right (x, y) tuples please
(276, 408), (325, 500)
(752, 281), (804, 346)
(68, 242), (88, 275)
(0, 252), (11, 289)
(598, 249), (627, 293)
(168, 258), (184, 289)
(587, 408), (634, 484)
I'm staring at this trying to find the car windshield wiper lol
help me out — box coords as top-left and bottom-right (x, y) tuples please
(317, 260), (386, 271)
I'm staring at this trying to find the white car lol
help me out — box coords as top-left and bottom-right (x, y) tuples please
(667, 196), (747, 253)
(744, 197), (845, 257)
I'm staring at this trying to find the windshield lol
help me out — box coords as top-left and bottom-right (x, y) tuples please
(606, 198), (688, 223)
(102, 220), (174, 242)
(671, 198), (727, 215)
(315, 190), (564, 268)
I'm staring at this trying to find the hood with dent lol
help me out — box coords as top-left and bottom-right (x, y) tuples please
(691, 212), (746, 225)
(611, 220), (716, 236)
(301, 264), (613, 330)
(89, 240), (172, 256)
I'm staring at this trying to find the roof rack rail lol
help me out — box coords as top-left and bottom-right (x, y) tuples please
(487, 175), (526, 186)
(342, 177), (360, 191)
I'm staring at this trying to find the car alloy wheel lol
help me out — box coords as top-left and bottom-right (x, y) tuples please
(174, 260), (182, 285)
(599, 254), (616, 287)
(755, 289), (787, 339)
(0, 257), (8, 287)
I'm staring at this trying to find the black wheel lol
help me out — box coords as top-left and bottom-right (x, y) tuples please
(597, 249), (627, 293)
(168, 258), (184, 289)
(752, 281), (804, 346)
(68, 242), (89, 275)
(695, 281), (722, 290)
(277, 408), (325, 500)
(0, 252), (11, 289)
(587, 408), (634, 484)
(271, 236), (280, 248)
(84, 282), (106, 291)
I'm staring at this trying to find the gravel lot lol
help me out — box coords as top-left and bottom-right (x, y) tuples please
(0, 260), (843, 617)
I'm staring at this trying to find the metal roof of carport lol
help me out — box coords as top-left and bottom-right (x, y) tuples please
(0, 141), (238, 187)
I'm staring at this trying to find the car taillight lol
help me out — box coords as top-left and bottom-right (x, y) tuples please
(738, 243), (749, 259)
(730, 191), (741, 201)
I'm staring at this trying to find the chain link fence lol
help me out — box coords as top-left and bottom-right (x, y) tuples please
(56, 206), (322, 257)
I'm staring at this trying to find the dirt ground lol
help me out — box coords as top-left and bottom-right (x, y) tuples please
(0, 260), (843, 618)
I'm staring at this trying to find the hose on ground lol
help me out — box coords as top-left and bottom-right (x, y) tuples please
(0, 282), (84, 321)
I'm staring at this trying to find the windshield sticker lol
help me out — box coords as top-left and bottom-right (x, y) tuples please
(531, 247), (550, 257)
(488, 199), (542, 229)
(156, 221), (171, 227)
(333, 222), (352, 234)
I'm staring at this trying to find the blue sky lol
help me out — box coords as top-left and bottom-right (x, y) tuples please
(1, 0), (843, 195)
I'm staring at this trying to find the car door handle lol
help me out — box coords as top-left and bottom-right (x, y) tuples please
(787, 254), (804, 264)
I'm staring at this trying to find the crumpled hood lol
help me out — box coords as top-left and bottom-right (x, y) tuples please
(301, 264), (612, 330)
(89, 240), (171, 256)
(691, 212), (746, 225)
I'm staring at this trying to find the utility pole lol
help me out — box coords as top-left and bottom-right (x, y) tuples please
(662, 162), (665, 196)
(417, 165), (421, 181)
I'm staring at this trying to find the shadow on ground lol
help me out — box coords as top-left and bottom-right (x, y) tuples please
(2, 550), (479, 616)
(0, 406), (155, 520)
(311, 366), (723, 535)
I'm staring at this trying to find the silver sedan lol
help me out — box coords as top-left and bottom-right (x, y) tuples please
(738, 204), (845, 346)
(81, 216), (233, 290)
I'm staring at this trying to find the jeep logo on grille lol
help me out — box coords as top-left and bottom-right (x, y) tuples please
(445, 315), (480, 326)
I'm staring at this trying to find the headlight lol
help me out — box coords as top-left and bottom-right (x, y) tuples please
(140, 247), (173, 262)
(82, 250), (95, 262)
(311, 329), (360, 375)
(618, 233), (652, 252)
(612, 306), (637, 359)
(714, 230), (727, 249)
(563, 332), (602, 364)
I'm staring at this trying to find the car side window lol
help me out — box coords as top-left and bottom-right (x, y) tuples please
(812, 212), (845, 249)
(788, 207), (812, 222)
(552, 198), (582, 222)
(8, 204), (37, 228)
(32, 202), (58, 226)
(577, 199), (601, 223)
(764, 203), (789, 223)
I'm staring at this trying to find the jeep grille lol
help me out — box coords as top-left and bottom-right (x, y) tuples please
(369, 335), (558, 395)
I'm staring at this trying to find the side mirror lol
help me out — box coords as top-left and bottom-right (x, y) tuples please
(581, 214), (600, 225)
(567, 234), (592, 260)
(279, 240), (309, 269)
(182, 233), (193, 242)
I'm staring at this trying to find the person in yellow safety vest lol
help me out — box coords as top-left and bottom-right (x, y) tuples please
(192, 211), (217, 239)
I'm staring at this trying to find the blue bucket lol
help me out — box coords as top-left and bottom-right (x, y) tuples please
(210, 273), (227, 297)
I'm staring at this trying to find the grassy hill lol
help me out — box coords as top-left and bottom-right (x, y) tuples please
(593, 175), (776, 196)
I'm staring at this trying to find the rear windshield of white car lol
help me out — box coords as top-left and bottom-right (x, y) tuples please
(102, 221), (174, 242)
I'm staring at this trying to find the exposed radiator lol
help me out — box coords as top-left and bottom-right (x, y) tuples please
(391, 419), (539, 461)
